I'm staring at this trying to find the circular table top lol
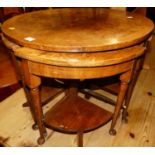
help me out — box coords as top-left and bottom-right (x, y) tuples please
(2, 8), (154, 53)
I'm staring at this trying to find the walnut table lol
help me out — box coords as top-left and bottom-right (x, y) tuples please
(1, 8), (154, 146)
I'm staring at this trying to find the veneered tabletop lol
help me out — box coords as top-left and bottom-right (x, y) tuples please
(2, 8), (154, 53)
(1, 8), (154, 146)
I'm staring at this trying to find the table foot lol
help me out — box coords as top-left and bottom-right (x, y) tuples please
(84, 94), (91, 100)
(43, 130), (48, 138)
(37, 137), (45, 145)
(122, 116), (128, 124)
(109, 129), (117, 135)
(122, 109), (129, 124)
(22, 102), (29, 107)
(32, 123), (39, 130)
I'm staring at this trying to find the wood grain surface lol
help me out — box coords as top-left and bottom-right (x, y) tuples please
(0, 8), (154, 147)
(0, 65), (155, 146)
(13, 45), (145, 67)
(2, 8), (154, 52)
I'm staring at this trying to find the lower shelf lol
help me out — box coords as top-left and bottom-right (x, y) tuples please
(44, 95), (112, 133)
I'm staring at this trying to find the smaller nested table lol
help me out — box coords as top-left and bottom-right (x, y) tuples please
(2, 8), (154, 146)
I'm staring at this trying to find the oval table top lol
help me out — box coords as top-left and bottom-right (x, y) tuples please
(2, 8), (154, 53)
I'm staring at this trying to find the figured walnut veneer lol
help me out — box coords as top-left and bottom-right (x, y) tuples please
(2, 8), (154, 52)
(2, 8), (154, 146)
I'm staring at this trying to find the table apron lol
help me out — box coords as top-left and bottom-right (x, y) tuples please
(28, 60), (134, 79)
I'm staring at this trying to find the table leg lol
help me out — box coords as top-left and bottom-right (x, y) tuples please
(122, 58), (141, 123)
(77, 131), (83, 147)
(109, 69), (133, 135)
(8, 49), (32, 108)
(30, 87), (47, 144)
(21, 60), (47, 145)
(60, 80), (85, 147)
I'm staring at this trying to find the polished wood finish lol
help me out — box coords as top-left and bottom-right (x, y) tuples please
(109, 68), (134, 135)
(1, 9), (63, 105)
(1, 34), (155, 147)
(83, 7), (153, 123)
(14, 45), (145, 67)
(1, 32), (64, 107)
(13, 44), (145, 146)
(27, 60), (136, 79)
(1, 8), (154, 146)
(122, 55), (145, 122)
(2, 8), (154, 52)
(21, 59), (47, 144)
(12, 44), (145, 79)
(45, 95), (112, 132)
